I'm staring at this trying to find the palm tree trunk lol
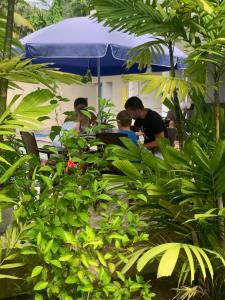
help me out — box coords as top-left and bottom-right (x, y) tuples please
(0, 0), (15, 117)
(213, 72), (220, 141)
(168, 41), (184, 150)
(213, 68), (225, 249)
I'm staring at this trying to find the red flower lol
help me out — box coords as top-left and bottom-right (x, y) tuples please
(66, 160), (77, 172)
(67, 160), (77, 168)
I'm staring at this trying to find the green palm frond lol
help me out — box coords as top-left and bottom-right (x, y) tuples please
(131, 243), (225, 283)
(0, 56), (82, 91)
(0, 89), (57, 165)
(127, 39), (166, 69)
(91, 0), (185, 38)
(123, 73), (205, 102)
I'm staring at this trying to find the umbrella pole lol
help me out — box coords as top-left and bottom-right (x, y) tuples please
(97, 57), (102, 122)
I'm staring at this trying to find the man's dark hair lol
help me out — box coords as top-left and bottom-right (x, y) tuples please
(74, 97), (88, 109)
(117, 110), (132, 127)
(125, 96), (144, 110)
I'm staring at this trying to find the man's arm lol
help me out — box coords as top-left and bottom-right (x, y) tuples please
(144, 131), (165, 150)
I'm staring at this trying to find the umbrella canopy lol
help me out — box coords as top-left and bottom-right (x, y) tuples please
(21, 16), (186, 76)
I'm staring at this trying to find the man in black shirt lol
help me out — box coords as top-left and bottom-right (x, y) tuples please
(125, 96), (167, 150)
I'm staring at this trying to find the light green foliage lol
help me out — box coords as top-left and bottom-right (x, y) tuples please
(105, 138), (225, 287)
(0, 223), (31, 280)
(123, 73), (205, 103)
(16, 0), (91, 33)
(0, 56), (82, 91)
(18, 158), (155, 299)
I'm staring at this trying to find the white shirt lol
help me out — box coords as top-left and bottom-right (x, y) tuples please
(52, 121), (79, 147)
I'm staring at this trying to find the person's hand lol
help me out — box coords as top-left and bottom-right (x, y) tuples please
(136, 131), (144, 136)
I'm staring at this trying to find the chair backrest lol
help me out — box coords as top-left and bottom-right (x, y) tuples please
(20, 131), (40, 157)
(166, 128), (178, 146)
(96, 132), (128, 147)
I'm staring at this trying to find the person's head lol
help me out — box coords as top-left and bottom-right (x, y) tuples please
(75, 109), (90, 132)
(124, 96), (144, 119)
(74, 97), (88, 111)
(116, 110), (132, 130)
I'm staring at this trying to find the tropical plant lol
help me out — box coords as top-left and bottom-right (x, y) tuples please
(19, 0), (91, 32)
(62, 0), (91, 18)
(0, 223), (33, 281)
(103, 137), (225, 297)
(14, 147), (155, 299)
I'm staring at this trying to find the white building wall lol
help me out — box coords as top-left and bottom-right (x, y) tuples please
(7, 74), (162, 128)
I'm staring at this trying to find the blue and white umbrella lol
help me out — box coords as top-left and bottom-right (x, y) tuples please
(21, 16), (186, 107)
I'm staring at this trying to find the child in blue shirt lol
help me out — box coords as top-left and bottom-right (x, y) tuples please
(117, 110), (138, 144)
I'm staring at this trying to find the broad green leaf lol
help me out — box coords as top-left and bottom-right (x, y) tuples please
(65, 276), (77, 284)
(21, 248), (37, 255)
(59, 254), (73, 262)
(157, 244), (181, 278)
(34, 281), (48, 291)
(108, 262), (116, 274)
(31, 266), (43, 278)
(13, 89), (54, 115)
(113, 160), (142, 181)
(44, 240), (53, 254)
(63, 231), (77, 245)
(116, 271), (126, 282)
(37, 232), (42, 246)
(50, 260), (62, 268)
(34, 294), (43, 300)
(96, 251), (107, 267)
(40, 175), (53, 190)
(97, 194), (112, 201)
(137, 194), (148, 202)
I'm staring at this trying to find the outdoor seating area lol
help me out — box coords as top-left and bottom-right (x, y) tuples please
(1, 1), (225, 300)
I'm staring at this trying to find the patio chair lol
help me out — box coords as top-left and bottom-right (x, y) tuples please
(20, 131), (52, 159)
(96, 132), (128, 174)
(96, 132), (128, 147)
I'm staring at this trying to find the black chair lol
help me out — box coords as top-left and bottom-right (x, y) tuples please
(20, 131), (52, 159)
(96, 132), (128, 147)
(96, 132), (128, 174)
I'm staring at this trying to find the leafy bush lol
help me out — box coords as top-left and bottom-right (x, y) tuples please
(16, 159), (155, 300)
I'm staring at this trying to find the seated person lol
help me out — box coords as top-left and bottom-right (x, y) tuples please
(116, 110), (138, 144)
(165, 118), (178, 147)
(53, 110), (91, 147)
(125, 96), (167, 151)
(65, 97), (97, 125)
(52, 120), (80, 147)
